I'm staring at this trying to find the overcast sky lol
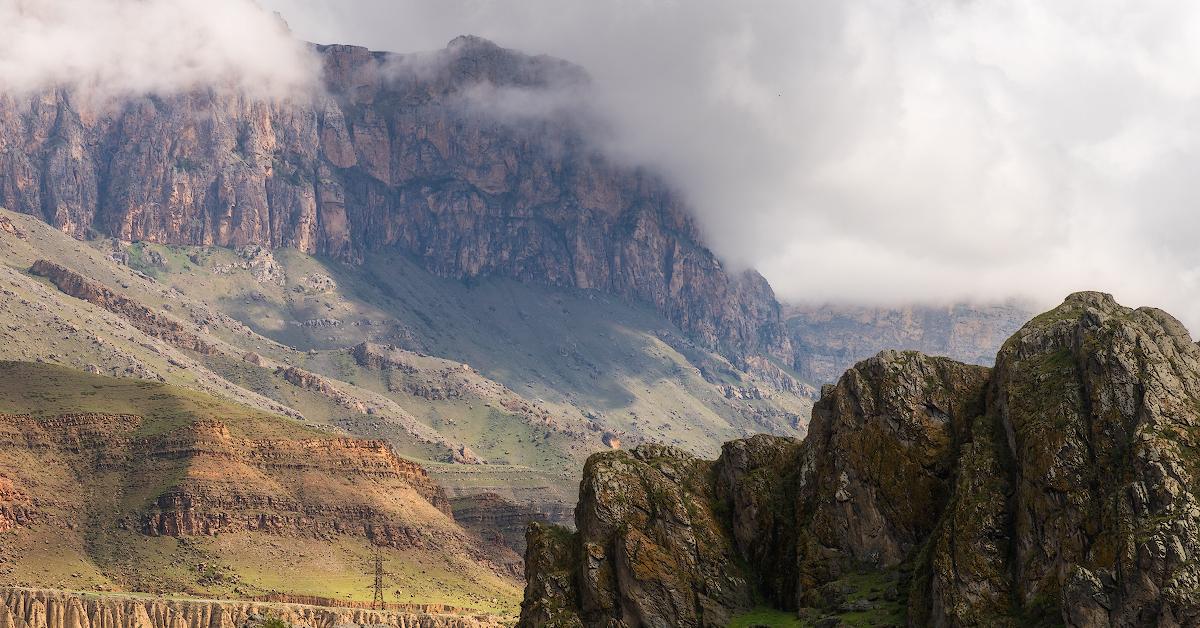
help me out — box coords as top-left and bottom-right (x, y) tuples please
(264, 0), (1200, 330)
(5, 0), (1200, 330)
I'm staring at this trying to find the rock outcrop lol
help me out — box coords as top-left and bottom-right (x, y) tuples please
(0, 36), (790, 366)
(521, 292), (1200, 628)
(30, 260), (220, 355)
(0, 412), (453, 542)
(0, 588), (495, 628)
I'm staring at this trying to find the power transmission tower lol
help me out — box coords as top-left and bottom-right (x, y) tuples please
(371, 546), (386, 610)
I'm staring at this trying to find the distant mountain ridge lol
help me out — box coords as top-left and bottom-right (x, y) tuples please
(0, 35), (790, 369)
(784, 301), (1034, 383)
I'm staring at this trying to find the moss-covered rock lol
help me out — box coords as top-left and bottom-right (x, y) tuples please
(522, 292), (1200, 628)
(991, 291), (1200, 626)
(572, 443), (754, 628)
(795, 350), (990, 595)
(521, 522), (583, 628)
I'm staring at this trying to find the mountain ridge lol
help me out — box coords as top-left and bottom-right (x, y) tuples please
(0, 35), (791, 369)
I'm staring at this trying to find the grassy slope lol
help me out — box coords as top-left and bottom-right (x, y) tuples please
(0, 207), (810, 514)
(0, 361), (522, 616)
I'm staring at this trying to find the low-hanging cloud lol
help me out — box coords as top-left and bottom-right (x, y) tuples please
(0, 0), (319, 98)
(197, 1), (1200, 330)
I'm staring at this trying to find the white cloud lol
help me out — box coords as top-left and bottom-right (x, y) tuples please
(0, 0), (319, 98)
(20, 0), (1198, 331)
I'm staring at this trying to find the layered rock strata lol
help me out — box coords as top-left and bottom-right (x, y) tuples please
(451, 493), (550, 557)
(0, 412), (454, 544)
(0, 588), (494, 628)
(0, 36), (790, 366)
(520, 292), (1200, 628)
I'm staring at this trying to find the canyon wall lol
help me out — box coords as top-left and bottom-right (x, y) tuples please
(0, 36), (789, 364)
(0, 588), (494, 628)
(784, 301), (1033, 384)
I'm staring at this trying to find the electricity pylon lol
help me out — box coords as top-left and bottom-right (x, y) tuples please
(370, 546), (389, 610)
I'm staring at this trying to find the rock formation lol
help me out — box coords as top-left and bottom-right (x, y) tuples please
(520, 292), (1200, 627)
(451, 492), (549, 557)
(0, 36), (790, 366)
(0, 587), (495, 628)
(30, 260), (220, 355)
(0, 412), (454, 542)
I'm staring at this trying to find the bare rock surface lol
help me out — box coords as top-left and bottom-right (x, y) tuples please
(520, 292), (1200, 628)
(0, 588), (497, 628)
(785, 302), (1033, 384)
(0, 36), (790, 368)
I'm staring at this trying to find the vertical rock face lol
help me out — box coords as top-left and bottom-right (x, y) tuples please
(0, 36), (790, 364)
(0, 588), (494, 628)
(794, 352), (990, 603)
(985, 292), (1200, 627)
(521, 292), (1200, 627)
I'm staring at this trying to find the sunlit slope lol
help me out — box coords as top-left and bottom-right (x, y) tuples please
(0, 361), (522, 616)
(0, 207), (810, 505)
(138, 243), (813, 459)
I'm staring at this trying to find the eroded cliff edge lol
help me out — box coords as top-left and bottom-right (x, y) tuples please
(520, 291), (1200, 628)
(0, 36), (790, 365)
(0, 588), (495, 628)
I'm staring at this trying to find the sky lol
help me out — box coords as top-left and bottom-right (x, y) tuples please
(4, 0), (1200, 330)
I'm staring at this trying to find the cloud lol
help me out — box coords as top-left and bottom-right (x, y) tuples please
(195, 1), (1200, 330)
(0, 0), (319, 98)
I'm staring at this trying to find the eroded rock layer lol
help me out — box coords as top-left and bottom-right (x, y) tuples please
(520, 292), (1200, 628)
(0, 412), (454, 544)
(0, 588), (493, 628)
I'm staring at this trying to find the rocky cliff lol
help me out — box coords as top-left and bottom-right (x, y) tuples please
(520, 292), (1200, 628)
(785, 301), (1032, 384)
(451, 493), (550, 558)
(0, 36), (789, 364)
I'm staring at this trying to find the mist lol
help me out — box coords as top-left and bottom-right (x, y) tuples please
(253, 0), (1200, 331)
(0, 0), (318, 98)
(7, 0), (1196, 330)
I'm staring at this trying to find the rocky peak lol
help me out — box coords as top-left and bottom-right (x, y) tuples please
(521, 293), (1200, 627)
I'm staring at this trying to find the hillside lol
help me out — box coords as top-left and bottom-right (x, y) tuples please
(0, 362), (520, 615)
(0, 205), (811, 520)
(520, 292), (1200, 628)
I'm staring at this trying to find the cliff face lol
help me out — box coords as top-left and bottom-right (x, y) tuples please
(451, 493), (550, 557)
(0, 412), (454, 544)
(785, 302), (1032, 384)
(0, 36), (790, 363)
(0, 588), (493, 628)
(521, 292), (1200, 628)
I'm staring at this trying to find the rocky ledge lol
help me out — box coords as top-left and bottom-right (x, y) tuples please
(0, 587), (497, 628)
(520, 292), (1200, 628)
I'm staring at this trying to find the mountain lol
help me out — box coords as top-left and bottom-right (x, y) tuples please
(519, 291), (1200, 628)
(784, 301), (1034, 384)
(0, 35), (791, 368)
(0, 207), (811, 510)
